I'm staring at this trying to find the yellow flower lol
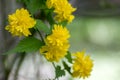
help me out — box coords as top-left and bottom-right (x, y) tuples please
(46, 24), (70, 46)
(5, 8), (36, 37)
(40, 24), (70, 62)
(46, 0), (76, 23)
(46, 0), (57, 9)
(72, 51), (93, 79)
(54, 0), (76, 23)
(40, 42), (69, 62)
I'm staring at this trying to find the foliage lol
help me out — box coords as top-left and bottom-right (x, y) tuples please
(5, 37), (44, 54)
(35, 19), (50, 34)
(4, 0), (94, 79)
(55, 66), (65, 79)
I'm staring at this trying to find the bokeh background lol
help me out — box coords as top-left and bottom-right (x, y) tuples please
(69, 0), (120, 80)
(0, 0), (120, 80)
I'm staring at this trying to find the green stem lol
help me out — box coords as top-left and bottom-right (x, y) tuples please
(52, 62), (56, 69)
(36, 29), (44, 42)
(52, 62), (58, 80)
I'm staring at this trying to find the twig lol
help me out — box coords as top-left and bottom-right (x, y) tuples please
(36, 29), (44, 42)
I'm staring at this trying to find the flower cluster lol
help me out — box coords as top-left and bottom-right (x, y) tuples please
(40, 24), (70, 62)
(5, 8), (36, 37)
(5, 0), (94, 79)
(72, 51), (93, 79)
(46, 0), (76, 23)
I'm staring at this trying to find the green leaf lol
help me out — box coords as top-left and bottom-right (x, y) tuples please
(5, 37), (44, 54)
(35, 19), (50, 34)
(65, 51), (72, 63)
(46, 11), (55, 26)
(25, 0), (46, 14)
(58, 21), (68, 27)
(63, 61), (71, 74)
(55, 66), (65, 79)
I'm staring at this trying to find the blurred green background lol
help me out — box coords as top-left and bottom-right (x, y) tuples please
(68, 17), (120, 52)
(67, 17), (120, 80)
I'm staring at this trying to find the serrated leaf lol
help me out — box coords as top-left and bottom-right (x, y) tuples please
(63, 61), (71, 74)
(35, 19), (50, 34)
(55, 66), (65, 79)
(5, 37), (44, 54)
(65, 51), (72, 63)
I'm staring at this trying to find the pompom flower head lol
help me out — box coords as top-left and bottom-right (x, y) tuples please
(5, 8), (36, 37)
(40, 43), (69, 62)
(72, 50), (93, 79)
(46, 0), (76, 23)
(54, 0), (76, 23)
(40, 24), (70, 62)
(46, 24), (70, 46)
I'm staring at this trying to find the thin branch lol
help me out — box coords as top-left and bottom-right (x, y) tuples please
(36, 29), (44, 42)
(52, 62), (56, 69)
